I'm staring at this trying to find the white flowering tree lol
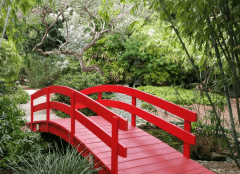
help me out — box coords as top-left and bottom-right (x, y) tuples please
(27, 0), (135, 75)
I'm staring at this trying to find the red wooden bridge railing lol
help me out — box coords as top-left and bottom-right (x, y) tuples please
(76, 85), (197, 159)
(30, 86), (128, 174)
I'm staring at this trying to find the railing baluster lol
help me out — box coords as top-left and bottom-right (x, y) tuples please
(31, 95), (33, 130)
(46, 87), (50, 132)
(71, 91), (75, 144)
(98, 92), (102, 116)
(183, 120), (191, 158)
(98, 92), (102, 100)
(111, 116), (119, 174)
(131, 97), (136, 127)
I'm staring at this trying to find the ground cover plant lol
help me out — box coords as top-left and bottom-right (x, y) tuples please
(52, 72), (114, 117)
(0, 89), (44, 170)
(136, 85), (237, 162)
(137, 85), (226, 106)
(7, 140), (100, 174)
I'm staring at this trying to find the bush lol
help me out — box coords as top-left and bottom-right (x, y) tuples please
(0, 39), (23, 82)
(53, 72), (113, 117)
(0, 80), (9, 95)
(137, 85), (226, 106)
(4, 87), (30, 104)
(8, 141), (100, 174)
(0, 96), (44, 169)
(27, 54), (63, 88)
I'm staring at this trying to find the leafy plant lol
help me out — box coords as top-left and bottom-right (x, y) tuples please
(0, 39), (23, 82)
(27, 54), (63, 88)
(0, 95), (44, 168)
(53, 72), (113, 117)
(140, 101), (158, 115)
(8, 141), (100, 174)
(137, 85), (226, 106)
(4, 87), (30, 104)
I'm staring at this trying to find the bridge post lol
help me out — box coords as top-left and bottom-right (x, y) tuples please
(46, 87), (50, 132)
(183, 120), (191, 159)
(31, 95), (33, 130)
(71, 91), (76, 145)
(131, 97), (136, 127)
(111, 116), (119, 174)
(98, 92), (102, 116)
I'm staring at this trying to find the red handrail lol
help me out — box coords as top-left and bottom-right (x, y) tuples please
(30, 86), (128, 173)
(77, 85), (197, 159)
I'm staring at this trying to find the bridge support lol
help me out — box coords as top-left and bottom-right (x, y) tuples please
(183, 120), (191, 158)
(111, 116), (119, 174)
(71, 91), (76, 145)
(131, 97), (136, 127)
(46, 87), (50, 132)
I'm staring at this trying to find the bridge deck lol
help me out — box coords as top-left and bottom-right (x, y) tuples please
(46, 116), (214, 174)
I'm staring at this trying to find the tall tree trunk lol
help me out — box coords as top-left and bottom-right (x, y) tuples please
(0, 6), (10, 49)
(206, 16), (240, 162)
(158, 0), (240, 168)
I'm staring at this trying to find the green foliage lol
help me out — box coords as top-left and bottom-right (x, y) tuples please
(140, 101), (158, 115)
(84, 33), (126, 84)
(0, 39), (23, 82)
(4, 87), (30, 104)
(0, 0), (44, 48)
(143, 71), (170, 85)
(0, 95), (44, 168)
(0, 80), (9, 95)
(137, 85), (226, 106)
(85, 32), (194, 85)
(20, 19), (66, 54)
(60, 56), (81, 75)
(27, 54), (63, 88)
(8, 142), (100, 174)
(53, 72), (111, 116)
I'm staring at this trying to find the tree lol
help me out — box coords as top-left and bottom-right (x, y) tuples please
(128, 0), (240, 167)
(0, 39), (23, 81)
(0, 0), (45, 49)
(26, 0), (134, 75)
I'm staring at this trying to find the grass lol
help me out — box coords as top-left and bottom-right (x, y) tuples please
(7, 140), (101, 174)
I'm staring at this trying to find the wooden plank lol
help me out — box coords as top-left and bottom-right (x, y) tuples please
(74, 91), (128, 131)
(146, 161), (208, 174)
(76, 131), (153, 141)
(92, 143), (167, 155)
(94, 100), (196, 145)
(117, 152), (183, 171)
(118, 157), (194, 174)
(28, 118), (214, 174)
(78, 85), (197, 122)
(31, 87), (47, 99)
(33, 103), (46, 112)
(102, 147), (178, 165)
(95, 144), (171, 159)
(180, 167), (215, 174)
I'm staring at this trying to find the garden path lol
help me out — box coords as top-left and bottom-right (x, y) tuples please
(20, 89), (61, 122)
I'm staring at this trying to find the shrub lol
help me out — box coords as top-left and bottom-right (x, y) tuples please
(0, 39), (23, 82)
(4, 87), (30, 104)
(137, 85), (226, 106)
(27, 54), (63, 88)
(53, 72), (112, 117)
(0, 80), (9, 95)
(8, 141), (100, 174)
(0, 96), (44, 168)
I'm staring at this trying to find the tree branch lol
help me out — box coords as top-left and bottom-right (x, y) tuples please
(59, 13), (69, 51)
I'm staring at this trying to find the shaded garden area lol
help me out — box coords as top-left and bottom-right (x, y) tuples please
(1, 0), (240, 173)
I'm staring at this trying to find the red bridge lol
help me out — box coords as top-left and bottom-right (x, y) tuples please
(26, 85), (214, 174)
